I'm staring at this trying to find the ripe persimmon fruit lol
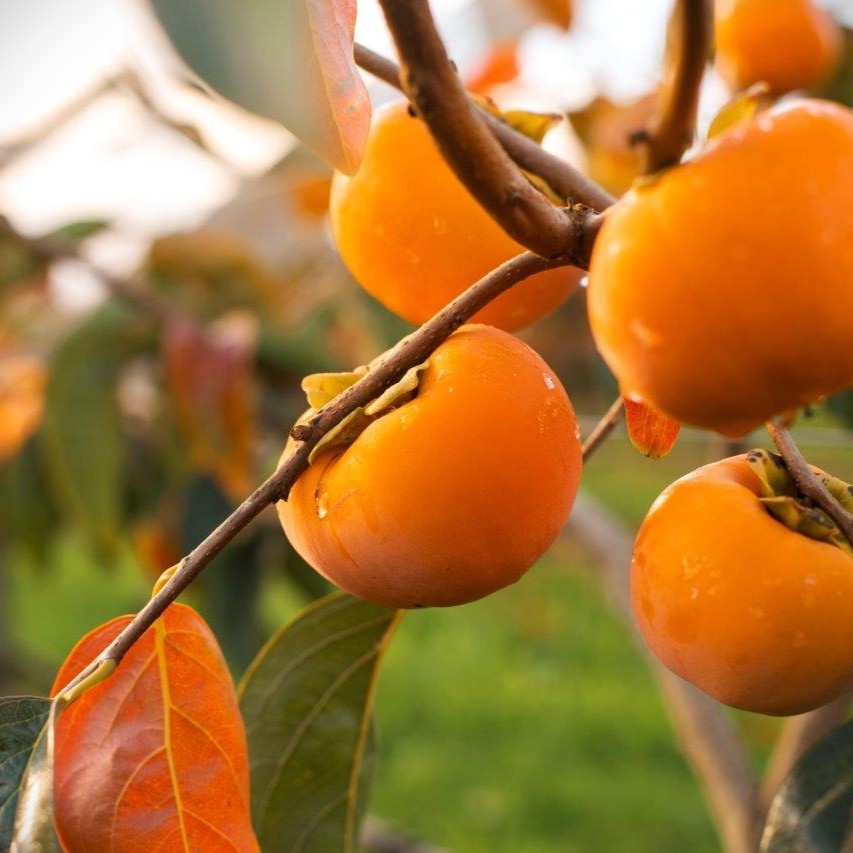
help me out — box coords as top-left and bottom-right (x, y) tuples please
(278, 324), (582, 608)
(633, 453), (853, 716)
(587, 99), (853, 436)
(330, 100), (582, 332)
(715, 0), (841, 96)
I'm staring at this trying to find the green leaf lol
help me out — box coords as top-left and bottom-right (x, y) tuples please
(238, 593), (403, 852)
(761, 718), (853, 851)
(46, 220), (109, 245)
(150, 0), (370, 173)
(42, 303), (149, 553)
(0, 696), (53, 849)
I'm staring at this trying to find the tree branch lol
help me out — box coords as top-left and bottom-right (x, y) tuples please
(353, 43), (615, 213)
(581, 397), (624, 461)
(53, 250), (581, 698)
(378, 0), (583, 260)
(638, 0), (712, 174)
(567, 493), (763, 853)
(766, 419), (853, 546)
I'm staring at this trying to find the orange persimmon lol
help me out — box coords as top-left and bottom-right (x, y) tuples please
(587, 99), (853, 436)
(715, 0), (841, 96)
(278, 325), (582, 608)
(633, 454), (853, 716)
(330, 100), (582, 332)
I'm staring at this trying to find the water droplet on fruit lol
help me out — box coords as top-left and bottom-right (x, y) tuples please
(630, 319), (663, 350)
(543, 373), (555, 390)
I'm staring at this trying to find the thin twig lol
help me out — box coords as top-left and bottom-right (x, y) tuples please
(581, 397), (624, 461)
(353, 43), (615, 213)
(566, 494), (764, 853)
(766, 418), (853, 545)
(638, 0), (712, 174)
(378, 0), (580, 259)
(54, 250), (581, 698)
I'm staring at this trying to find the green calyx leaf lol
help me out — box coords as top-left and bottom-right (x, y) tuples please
(747, 449), (853, 556)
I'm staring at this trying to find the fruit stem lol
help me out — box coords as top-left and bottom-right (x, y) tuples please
(378, 0), (587, 261)
(638, 0), (713, 174)
(766, 418), (853, 547)
(582, 396), (625, 460)
(353, 43), (615, 213)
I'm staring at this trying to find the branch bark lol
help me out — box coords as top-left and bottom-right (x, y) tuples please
(581, 397), (624, 461)
(638, 0), (712, 174)
(353, 43), (615, 213)
(53, 250), (582, 698)
(378, 0), (583, 259)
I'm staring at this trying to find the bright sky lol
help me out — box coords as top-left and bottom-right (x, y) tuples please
(0, 0), (701, 244)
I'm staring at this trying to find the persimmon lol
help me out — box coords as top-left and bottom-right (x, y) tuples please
(277, 324), (582, 608)
(633, 452), (853, 716)
(586, 99), (853, 436)
(329, 100), (582, 332)
(715, 0), (841, 96)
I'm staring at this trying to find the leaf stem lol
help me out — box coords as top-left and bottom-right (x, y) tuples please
(582, 397), (625, 461)
(638, 0), (712, 174)
(353, 43), (615, 213)
(765, 418), (853, 545)
(377, 0), (585, 259)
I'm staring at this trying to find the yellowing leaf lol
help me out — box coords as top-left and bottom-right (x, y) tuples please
(0, 354), (47, 463)
(707, 83), (771, 140)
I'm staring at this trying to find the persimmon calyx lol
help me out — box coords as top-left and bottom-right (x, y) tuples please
(747, 449), (853, 556)
(301, 360), (430, 462)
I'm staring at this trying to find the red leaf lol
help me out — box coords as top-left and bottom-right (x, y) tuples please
(623, 397), (681, 459)
(51, 604), (258, 852)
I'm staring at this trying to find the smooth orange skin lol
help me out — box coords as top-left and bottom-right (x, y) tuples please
(278, 325), (582, 608)
(587, 100), (853, 436)
(715, 0), (841, 96)
(633, 455), (853, 716)
(330, 100), (583, 332)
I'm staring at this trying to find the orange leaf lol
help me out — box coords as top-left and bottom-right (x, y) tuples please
(623, 397), (681, 459)
(466, 41), (520, 94)
(0, 354), (47, 463)
(523, 0), (573, 29)
(51, 604), (258, 852)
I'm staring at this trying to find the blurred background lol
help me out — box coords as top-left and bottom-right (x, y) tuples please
(2, 0), (853, 849)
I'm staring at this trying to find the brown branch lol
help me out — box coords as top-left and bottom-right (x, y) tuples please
(353, 43), (615, 213)
(581, 397), (624, 461)
(378, 0), (581, 259)
(54, 250), (581, 698)
(766, 419), (853, 546)
(638, 0), (712, 174)
(566, 494), (763, 853)
(760, 693), (852, 810)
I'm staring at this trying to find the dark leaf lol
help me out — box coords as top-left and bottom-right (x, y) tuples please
(46, 220), (109, 245)
(238, 593), (403, 852)
(762, 718), (853, 851)
(0, 696), (55, 850)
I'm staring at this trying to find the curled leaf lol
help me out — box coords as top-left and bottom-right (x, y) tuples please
(623, 397), (680, 459)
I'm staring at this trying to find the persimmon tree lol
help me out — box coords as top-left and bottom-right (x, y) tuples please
(2, 0), (853, 850)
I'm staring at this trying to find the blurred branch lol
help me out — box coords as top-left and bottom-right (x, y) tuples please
(566, 493), (763, 853)
(53, 250), (580, 699)
(378, 0), (593, 261)
(581, 397), (624, 460)
(0, 216), (170, 322)
(637, 0), (712, 174)
(760, 693), (852, 810)
(766, 418), (853, 545)
(353, 44), (615, 212)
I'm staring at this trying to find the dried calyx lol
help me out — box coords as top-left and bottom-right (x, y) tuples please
(747, 448), (853, 555)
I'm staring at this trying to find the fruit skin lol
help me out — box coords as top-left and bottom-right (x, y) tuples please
(278, 325), (582, 608)
(586, 99), (853, 436)
(715, 0), (841, 96)
(633, 455), (853, 716)
(330, 100), (582, 332)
